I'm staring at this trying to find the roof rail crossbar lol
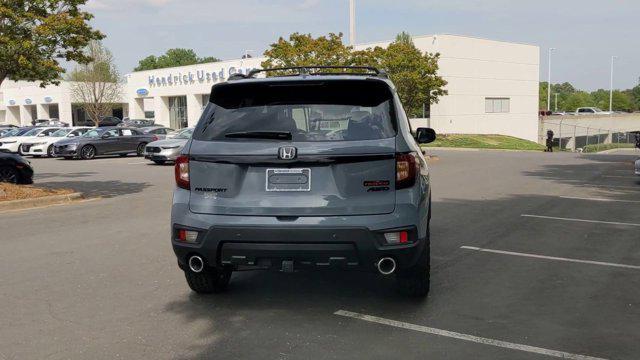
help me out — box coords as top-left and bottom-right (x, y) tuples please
(247, 66), (383, 78)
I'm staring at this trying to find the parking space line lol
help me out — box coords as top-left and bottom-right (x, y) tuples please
(559, 196), (640, 204)
(461, 246), (640, 270)
(127, 161), (149, 165)
(334, 310), (607, 360)
(522, 214), (640, 227)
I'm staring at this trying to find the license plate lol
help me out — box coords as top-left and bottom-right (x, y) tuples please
(266, 168), (311, 192)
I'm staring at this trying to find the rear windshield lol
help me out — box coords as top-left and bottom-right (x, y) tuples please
(194, 80), (396, 142)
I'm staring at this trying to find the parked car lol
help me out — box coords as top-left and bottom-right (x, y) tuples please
(170, 66), (436, 296)
(166, 127), (192, 139)
(98, 116), (122, 127)
(0, 127), (60, 154)
(0, 152), (34, 184)
(575, 107), (611, 115)
(120, 119), (155, 128)
(144, 128), (193, 164)
(140, 126), (175, 141)
(635, 159), (640, 177)
(53, 127), (155, 159)
(21, 127), (92, 157)
(0, 127), (34, 139)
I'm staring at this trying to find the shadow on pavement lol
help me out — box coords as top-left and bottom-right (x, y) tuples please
(523, 153), (640, 199)
(35, 180), (152, 198)
(34, 172), (98, 180)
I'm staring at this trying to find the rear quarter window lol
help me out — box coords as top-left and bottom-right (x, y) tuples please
(194, 79), (397, 142)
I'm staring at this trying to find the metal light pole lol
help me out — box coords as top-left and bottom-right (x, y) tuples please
(349, 0), (356, 45)
(609, 55), (618, 112)
(547, 48), (556, 112)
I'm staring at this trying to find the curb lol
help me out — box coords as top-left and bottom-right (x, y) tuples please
(0, 192), (84, 212)
(422, 147), (544, 153)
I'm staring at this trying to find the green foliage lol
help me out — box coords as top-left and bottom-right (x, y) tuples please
(0, 0), (104, 87)
(540, 81), (639, 112)
(134, 48), (220, 71)
(261, 32), (448, 117)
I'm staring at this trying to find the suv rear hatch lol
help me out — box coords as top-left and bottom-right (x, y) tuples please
(188, 79), (398, 217)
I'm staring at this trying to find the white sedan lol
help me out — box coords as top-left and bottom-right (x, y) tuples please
(21, 127), (93, 157)
(0, 127), (60, 154)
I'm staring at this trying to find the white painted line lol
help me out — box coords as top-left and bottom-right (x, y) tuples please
(559, 196), (640, 204)
(522, 214), (640, 227)
(334, 310), (607, 360)
(461, 246), (640, 270)
(127, 161), (149, 165)
(601, 175), (629, 178)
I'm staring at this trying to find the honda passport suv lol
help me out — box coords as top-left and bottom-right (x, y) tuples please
(171, 66), (436, 296)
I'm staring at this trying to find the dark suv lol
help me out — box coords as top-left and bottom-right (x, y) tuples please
(171, 66), (436, 296)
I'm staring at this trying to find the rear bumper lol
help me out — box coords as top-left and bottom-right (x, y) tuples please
(171, 225), (426, 273)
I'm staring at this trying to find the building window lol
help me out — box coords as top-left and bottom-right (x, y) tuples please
(485, 98), (510, 113)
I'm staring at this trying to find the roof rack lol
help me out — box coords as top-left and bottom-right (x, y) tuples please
(244, 66), (387, 79)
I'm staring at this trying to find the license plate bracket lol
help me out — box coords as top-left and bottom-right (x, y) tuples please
(266, 168), (311, 192)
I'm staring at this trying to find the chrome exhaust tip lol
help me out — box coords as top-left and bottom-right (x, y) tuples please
(188, 255), (204, 273)
(376, 257), (396, 275)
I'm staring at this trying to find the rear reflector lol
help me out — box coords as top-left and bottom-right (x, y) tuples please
(384, 231), (409, 245)
(177, 229), (199, 243)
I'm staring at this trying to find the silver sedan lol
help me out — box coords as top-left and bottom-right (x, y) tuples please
(144, 128), (193, 165)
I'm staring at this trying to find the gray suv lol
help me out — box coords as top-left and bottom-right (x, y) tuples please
(171, 66), (436, 296)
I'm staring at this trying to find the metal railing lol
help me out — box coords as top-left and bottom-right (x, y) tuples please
(540, 118), (640, 152)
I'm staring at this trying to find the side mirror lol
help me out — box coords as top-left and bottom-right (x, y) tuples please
(415, 127), (436, 144)
(68, 134), (76, 138)
(101, 133), (111, 139)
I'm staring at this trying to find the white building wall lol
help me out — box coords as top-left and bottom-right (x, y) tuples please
(356, 34), (540, 142)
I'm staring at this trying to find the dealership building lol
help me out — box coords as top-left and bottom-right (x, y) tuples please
(0, 34), (540, 141)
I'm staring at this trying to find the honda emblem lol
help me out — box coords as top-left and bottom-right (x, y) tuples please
(278, 146), (297, 160)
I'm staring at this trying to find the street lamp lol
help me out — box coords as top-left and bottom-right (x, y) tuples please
(609, 55), (619, 112)
(349, 0), (356, 45)
(547, 47), (556, 112)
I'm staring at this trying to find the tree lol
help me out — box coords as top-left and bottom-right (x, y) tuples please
(134, 48), (220, 71)
(376, 35), (447, 117)
(563, 91), (593, 111)
(262, 33), (355, 73)
(68, 41), (122, 126)
(0, 0), (104, 87)
(261, 32), (447, 117)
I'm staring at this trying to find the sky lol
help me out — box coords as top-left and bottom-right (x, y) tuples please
(84, 0), (640, 91)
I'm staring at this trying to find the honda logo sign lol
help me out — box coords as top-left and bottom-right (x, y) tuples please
(278, 146), (297, 160)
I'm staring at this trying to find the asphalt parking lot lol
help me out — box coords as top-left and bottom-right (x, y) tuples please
(1, 150), (639, 360)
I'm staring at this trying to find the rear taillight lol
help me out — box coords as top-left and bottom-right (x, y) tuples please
(396, 152), (419, 189)
(175, 155), (190, 189)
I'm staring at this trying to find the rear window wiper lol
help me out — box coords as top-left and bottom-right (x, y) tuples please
(224, 131), (292, 140)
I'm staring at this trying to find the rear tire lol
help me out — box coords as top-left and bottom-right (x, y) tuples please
(136, 143), (147, 157)
(185, 267), (232, 294)
(396, 227), (430, 297)
(153, 160), (166, 165)
(80, 145), (96, 160)
(0, 166), (19, 184)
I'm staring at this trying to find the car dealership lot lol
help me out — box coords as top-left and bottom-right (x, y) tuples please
(1, 151), (639, 360)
